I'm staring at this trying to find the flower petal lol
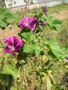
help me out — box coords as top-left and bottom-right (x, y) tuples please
(16, 40), (22, 50)
(4, 45), (11, 54)
(12, 50), (17, 54)
(4, 37), (9, 43)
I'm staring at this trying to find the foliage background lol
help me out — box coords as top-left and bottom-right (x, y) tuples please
(0, 4), (68, 90)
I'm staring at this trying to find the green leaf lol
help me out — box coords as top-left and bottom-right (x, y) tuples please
(34, 45), (40, 56)
(23, 43), (40, 56)
(0, 19), (8, 28)
(21, 32), (35, 42)
(23, 43), (34, 53)
(22, 32), (40, 56)
(1, 64), (18, 79)
(21, 32), (30, 41)
(47, 39), (64, 59)
(46, 16), (61, 31)
(0, 7), (16, 28)
(47, 16), (61, 24)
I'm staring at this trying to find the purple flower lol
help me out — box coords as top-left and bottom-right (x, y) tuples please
(66, 57), (68, 63)
(4, 36), (22, 54)
(42, 7), (47, 16)
(30, 19), (38, 27)
(18, 16), (36, 30)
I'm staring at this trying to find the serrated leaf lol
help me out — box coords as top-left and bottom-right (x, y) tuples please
(47, 16), (61, 31)
(23, 43), (33, 53)
(23, 43), (40, 56)
(47, 39), (64, 59)
(34, 45), (40, 56)
(47, 16), (61, 24)
(21, 32), (30, 41)
(21, 32), (35, 42)
(0, 7), (16, 28)
(0, 19), (8, 28)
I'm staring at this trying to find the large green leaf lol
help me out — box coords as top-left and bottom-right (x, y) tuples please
(22, 31), (40, 56)
(23, 43), (40, 56)
(0, 7), (16, 28)
(0, 18), (8, 28)
(23, 43), (34, 53)
(34, 45), (41, 56)
(21, 32), (31, 41)
(1, 64), (18, 79)
(47, 39), (64, 59)
(21, 32), (35, 42)
(46, 16), (61, 31)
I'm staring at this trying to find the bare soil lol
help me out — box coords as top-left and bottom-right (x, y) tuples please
(51, 10), (68, 20)
(0, 25), (20, 41)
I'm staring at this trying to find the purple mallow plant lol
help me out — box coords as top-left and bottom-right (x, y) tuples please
(18, 16), (37, 30)
(4, 36), (22, 54)
(66, 57), (68, 63)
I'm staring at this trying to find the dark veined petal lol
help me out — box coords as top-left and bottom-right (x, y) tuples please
(8, 37), (14, 46)
(4, 45), (11, 54)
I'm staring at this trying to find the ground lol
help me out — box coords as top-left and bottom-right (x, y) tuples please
(51, 10), (68, 20)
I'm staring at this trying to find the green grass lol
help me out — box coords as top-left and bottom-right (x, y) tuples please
(57, 19), (68, 47)
(47, 4), (68, 14)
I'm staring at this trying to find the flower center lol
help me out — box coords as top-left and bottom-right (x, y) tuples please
(8, 45), (15, 52)
(25, 22), (28, 27)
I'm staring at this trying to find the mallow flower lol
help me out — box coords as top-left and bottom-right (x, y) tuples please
(4, 36), (22, 54)
(66, 57), (68, 63)
(18, 16), (36, 30)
